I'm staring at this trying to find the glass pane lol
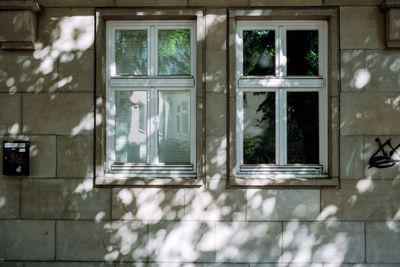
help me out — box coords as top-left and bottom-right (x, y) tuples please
(243, 92), (275, 164)
(287, 30), (319, 76)
(115, 91), (147, 163)
(158, 30), (191, 76)
(158, 91), (191, 163)
(287, 92), (319, 164)
(115, 30), (148, 76)
(243, 30), (275, 76)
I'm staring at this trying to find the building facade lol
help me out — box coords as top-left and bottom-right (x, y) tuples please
(0, 0), (399, 266)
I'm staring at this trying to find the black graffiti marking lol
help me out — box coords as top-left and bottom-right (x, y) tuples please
(368, 138), (400, 169)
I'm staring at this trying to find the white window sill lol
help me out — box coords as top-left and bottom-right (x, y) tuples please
(231, 164), (338, 188)
(95, 164), (201, 187)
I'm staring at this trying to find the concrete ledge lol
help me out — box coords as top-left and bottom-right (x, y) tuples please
(229, 176), (339, 188)
(380, 0), (400, 48)
(95, 175), (204, 188)
(0, 1), (41, 50)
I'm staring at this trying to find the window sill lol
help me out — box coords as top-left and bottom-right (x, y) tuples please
(229, 176), (339, 189)
(95, 175), (202, 187)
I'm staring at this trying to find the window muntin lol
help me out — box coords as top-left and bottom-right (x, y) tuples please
(236, 21), (328, 178)
(106, 21), (196, 177)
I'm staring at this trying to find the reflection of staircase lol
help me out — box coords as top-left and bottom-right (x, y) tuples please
(159, 139), (189, 163)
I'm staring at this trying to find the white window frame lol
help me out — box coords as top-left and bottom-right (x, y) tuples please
(236, 20), (328, 179)
(105, 20), (197, 178)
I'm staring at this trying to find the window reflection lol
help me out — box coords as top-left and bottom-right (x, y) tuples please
(159, 91), (191, 163)
(115, 91), (147, 163)
(243, 30), (275, 76)
(243, 92), (276, 164)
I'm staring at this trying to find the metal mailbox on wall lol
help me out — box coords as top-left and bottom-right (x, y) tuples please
(3, 141), (30, 176)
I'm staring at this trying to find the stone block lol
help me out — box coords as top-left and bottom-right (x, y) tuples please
(0, 178), (20, 219)
(246, 189), (320, 221)
(282, 221), (365, 263)
(366, 222), (400, 263)
(216, 221), (281, 263)
(190, 0), (249, 6)
(340, 7), (385, 49)
(57, 135), (93, 178)
(58, 50), (94, 91)
(115, 0), (187, 6)
(0, 220), (55, 260)
(112, 188), (184, 220)
(184, 179), (245, 221)
(0, 135), (56, 178)
(340, 93), (400, 135)
(366, 50), (400, 92)
(330, 96), (340, 178)
(149, 221), (216, 262)
(206, 49), (226, 93)
(325, 0), (382, 4)
(35, 0), (114, 7)
(25, 263), (96, 267)
(206, 135), (227, 179)
(0, 93), (21, 135)
(340, 136), (364, 179)
(340, 50), (366, 92)
(0, 9), (37, 49)
(57, 220), (147, 261)
(38, 8), (94, 51)
(321, 180), (400, 221)
(21, 179), (110, 220)
(388, 8), (400, 42)
(22, 93), (93, 135)
(364, 136), (400, 180)
(0, 50), (58, 93)
(206, 93), (226, 136)
(206, 9), (227, 50)
(250, 0), (322, 5)
(0, 262), (23, 267)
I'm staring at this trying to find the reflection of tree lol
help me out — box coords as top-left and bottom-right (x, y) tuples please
(115, 30), (147, 76)
(287, 92), (319, 164)
(243, 92), (319, 164)
(243, 30), (275, 76)
(243, 92), (275, 164)
(287, 30), (319, 76)
(158, 30), (190, 75)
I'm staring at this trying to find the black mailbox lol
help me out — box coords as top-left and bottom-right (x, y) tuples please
(3, 141), (30, 176)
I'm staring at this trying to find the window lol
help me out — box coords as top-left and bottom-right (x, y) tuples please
(105, 20), (197, 178)
(235, 21), (328, 179)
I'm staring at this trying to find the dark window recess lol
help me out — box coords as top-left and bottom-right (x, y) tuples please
(243, 30), (275, 76)
(287, 30), (319, 76)
(287, 92), (319, 164)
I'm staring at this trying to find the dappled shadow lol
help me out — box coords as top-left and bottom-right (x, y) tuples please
(0, 6), (399, 267)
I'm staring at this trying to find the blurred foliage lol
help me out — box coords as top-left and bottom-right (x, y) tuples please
(158, 30), (190, 75)
(243, 30), (275, 76)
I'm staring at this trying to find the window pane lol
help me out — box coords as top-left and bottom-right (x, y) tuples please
(115, 30), (148, 76)
(158, 91), (191, 163)
(287, 92), (319, 164)
(287, 30), (319, 76)
(243, 30), (275, 76)
(243, 92), (275, 164)
(158, 30), (191, 76)
(115, 91), (147, 163)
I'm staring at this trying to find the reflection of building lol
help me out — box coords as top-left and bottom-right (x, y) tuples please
(158, 91), (191, 163)
(115, 91), (190, 163)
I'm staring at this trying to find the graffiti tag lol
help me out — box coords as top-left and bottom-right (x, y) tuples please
(368, 138), (400, 169)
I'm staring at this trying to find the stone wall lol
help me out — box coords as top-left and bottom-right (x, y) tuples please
(0, 0), (399, 266)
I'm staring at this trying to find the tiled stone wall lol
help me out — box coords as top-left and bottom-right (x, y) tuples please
(0, 1), (399, 266)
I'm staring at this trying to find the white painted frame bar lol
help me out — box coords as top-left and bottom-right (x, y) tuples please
(235, 20), (328, 178)
(105, 20), (197, 177)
